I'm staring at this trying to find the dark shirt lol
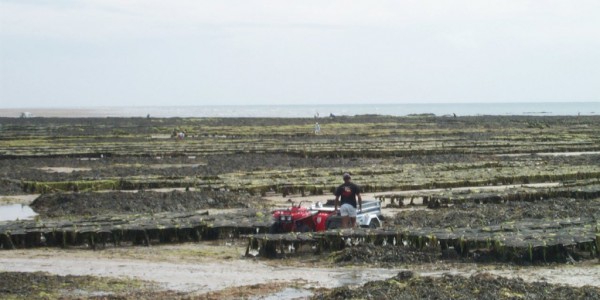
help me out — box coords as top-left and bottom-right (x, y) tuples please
(335, 182), (360, 208)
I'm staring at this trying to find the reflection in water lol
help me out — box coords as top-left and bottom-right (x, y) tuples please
(0, 204), (37, 221)
(259, 288), (313, 300)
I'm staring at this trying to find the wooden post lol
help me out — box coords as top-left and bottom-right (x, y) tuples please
(89, 233), (96, 250)
(2, 233), (16, 249)
(143, 230), (150, 246)
(245, 238), (251, 256)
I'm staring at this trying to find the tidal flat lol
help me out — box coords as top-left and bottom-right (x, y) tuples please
(1, 115), (599, 299)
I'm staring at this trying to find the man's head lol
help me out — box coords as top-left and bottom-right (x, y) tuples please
(343, 173), (351, 182)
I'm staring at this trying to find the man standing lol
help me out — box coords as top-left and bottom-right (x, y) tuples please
(334, 173), (362, 228)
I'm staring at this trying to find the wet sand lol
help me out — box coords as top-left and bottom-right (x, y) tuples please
(1, 245), (598, 294)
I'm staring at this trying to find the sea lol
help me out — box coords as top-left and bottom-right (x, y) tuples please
(0, 102), (597, 118)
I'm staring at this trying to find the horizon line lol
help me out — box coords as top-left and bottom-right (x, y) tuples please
(1, 100), (599, 110)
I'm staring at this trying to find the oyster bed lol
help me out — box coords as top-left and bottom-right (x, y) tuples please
(1, 115), (599, 298)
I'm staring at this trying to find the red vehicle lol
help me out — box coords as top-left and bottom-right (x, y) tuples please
(270, 199), (382, 233)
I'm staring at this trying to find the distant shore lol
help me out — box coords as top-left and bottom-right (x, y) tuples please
(0, 108), (112, 118)
(1, 102), (597, 118)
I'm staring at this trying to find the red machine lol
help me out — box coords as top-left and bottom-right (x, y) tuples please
(270, 199), (382, 233)
(270, 200), (332, 233)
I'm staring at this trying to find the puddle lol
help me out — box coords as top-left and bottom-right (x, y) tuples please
(255, 288), (313, 300)
(37, 167), (92, 173)
(0, 256), (400, 293)
(336, 268), (393, 286)
(495, 151), (600, 157)
(0, 204), (37, 221)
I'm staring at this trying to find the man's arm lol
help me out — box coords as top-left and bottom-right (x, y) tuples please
(357, 193), (362, 211)
(334, 195), (339, 211)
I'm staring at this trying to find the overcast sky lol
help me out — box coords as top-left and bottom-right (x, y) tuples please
(1, 0), (599, 108)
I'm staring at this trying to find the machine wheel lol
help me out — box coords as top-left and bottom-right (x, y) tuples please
(368, 219), (380, 229)
(295, 223), (311, 232)
(269, 222), (282, 234)
(326, 217), (341, 230)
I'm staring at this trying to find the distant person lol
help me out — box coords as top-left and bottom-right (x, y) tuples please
(334, 173), (362, 228)
(314, 122), (321, 134)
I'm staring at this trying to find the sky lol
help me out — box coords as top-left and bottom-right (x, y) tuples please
(1, 0), (599, 108)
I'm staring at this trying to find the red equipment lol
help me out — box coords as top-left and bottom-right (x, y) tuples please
(270, 200), (333, 233)
(270, 199), (383, 233)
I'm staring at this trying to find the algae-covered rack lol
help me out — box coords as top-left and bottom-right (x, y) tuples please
(244, 218), (600, 262)
(375, 183), (600, 207)
(0, 210), (272, 250)
(2, 210), (598, 264)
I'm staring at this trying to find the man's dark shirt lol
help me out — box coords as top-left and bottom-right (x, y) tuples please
(335, 182), (360, 208)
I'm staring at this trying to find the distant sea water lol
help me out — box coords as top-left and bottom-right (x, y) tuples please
(1, 102), (597, 118)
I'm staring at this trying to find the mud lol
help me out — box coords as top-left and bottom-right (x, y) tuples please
(313, 271), (600, 300)
(1, 244), (599, 299)
(0, 154), (378, 190)
(0, 244), (402, 298)
(393, 197), (600, 228)
(1, 115), (600, 299)
(0, 178), (23, 195)
(0, 271), (172, 300)
(2, 153), (598, 191)
(29, 190), (263, 218)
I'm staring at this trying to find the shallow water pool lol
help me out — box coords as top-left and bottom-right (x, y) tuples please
(0, 204), (37, 221)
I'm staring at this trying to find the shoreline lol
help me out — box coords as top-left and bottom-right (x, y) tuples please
(1, 102), (597, 118)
